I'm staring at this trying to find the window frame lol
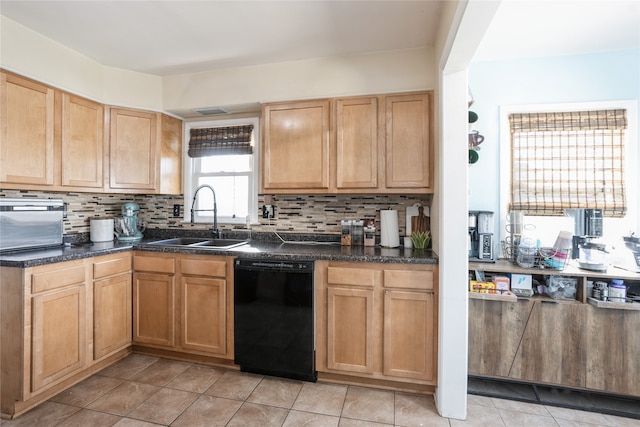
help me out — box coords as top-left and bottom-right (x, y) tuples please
(499, 100), (637, 248)
(183, 117), (260, 225)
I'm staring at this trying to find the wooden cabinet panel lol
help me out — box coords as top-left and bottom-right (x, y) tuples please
(159, 114), (183, 195)
(468, 299), (533, 377)
(180, 276), (227, 354)
(94, 255), (131, 280)
(94, 273), (132, 360)
(0, 72), (55, 186)
(31, 284), (87, 392)
(31, 263), (86, 293)
(509, 301), (587, 388)
(262, 100), (330, 191)
(133, 272), (175, 347)
(133, 255), (175, 274)
(326, 286), (376, 373)
(383, 289), (434, 381)
(61, 93), (104, 188)
(585, 306), (640, 396)
(385, 93), (432, 190)
(335, 97), (378, 189)
(317, 261), (437, 386)
(109, 107), (158, 191)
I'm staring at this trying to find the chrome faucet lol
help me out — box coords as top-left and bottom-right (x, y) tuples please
(190, 184), (219, 238)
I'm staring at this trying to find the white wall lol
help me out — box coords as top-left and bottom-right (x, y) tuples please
(162, 47), (435, 114)
(468, 49), (640, 243)
(1, 16), (163, 110)
(2, 15), (435, 115)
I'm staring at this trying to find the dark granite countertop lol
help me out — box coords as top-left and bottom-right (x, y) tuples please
(0, 231), (438, 268)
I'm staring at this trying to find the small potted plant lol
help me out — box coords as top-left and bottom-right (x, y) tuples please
(411, 230), (431, 250)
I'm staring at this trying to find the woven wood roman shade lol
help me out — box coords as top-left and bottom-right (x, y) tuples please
(188, 124), (254, 157)
(509, 109), (627, 217)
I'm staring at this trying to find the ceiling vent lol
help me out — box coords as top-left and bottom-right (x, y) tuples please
(195, 107), (229, 116)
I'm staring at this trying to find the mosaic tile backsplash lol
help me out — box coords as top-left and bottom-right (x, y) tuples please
(0, 190), (431, 239)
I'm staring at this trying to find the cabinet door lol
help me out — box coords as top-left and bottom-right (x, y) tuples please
(509, 301), (587, 388)
(262, 100), (330, 191)
(468, 299), (533, 377)
(109, 107), (158, 191)
(61, 93), (104, 189)
(585, 306), (640, 396)
(133, 272), (175, 347)
(159, 114), (183, 195)
(31, 284), (87, 392)
(179, 276), (227, 355)
(334, 97), (378, 190)
(385, 93), (432, 190)
(0, 72), (55, 186)
(94, 273), (132, 360)
(326, 286), (376, 373)
(383, 289), (435, 381)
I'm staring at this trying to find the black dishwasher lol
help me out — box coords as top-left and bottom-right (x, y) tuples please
(234, 258), (317, 382)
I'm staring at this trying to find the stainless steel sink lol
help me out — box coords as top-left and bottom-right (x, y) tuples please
(149, 238), (208, 246)
(148, 237), (248, 250)
(190, 239), (248, 249)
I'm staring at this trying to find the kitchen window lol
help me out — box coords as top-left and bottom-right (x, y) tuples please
(500, 101), (638, 247)
(184, 117), (259, 225)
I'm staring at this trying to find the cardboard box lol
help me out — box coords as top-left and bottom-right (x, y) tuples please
(510, 273), (532, 290)
(492, 275), (510, 291)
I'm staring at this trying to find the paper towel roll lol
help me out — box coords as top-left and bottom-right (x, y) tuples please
(90, 218), (114, 243)
(380, 210), (400, 248)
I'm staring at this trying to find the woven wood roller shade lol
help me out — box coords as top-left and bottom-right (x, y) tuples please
(188, 125), (254, 157)
(509, 109), (627, 217)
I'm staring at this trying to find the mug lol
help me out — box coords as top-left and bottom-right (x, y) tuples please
(468, 131), (484, 146)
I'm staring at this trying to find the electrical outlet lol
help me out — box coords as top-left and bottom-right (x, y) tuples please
(262, 205), (275, 219)
(173, 204), (181, 217)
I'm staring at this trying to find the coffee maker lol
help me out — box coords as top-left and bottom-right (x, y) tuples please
(566, 208), (607, 271)
(469, 211), (494, 261)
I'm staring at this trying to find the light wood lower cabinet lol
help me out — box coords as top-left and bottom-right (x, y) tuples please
(132, 252), (234, 359)
(31, 281), (87, 392)
(0, 253), (132, 418)
(316, 261), (437, 387)
(93, 254), (132, 360)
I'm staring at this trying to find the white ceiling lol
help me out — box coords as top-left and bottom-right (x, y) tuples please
(0, 1), (638, 76)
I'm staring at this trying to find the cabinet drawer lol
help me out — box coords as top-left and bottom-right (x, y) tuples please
(32, 263), (86, 293)
(383, 269), (434, 290)
(133, 255), (175, 274)
(180, 258), (227, 278)
(94, 255), (131, 279)
(327, 266), (375, 287)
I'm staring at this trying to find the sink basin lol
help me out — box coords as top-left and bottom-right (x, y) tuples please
(148, 238), (209, 246)
(190, 239), (248, 249)
(148, 237), (248, 250)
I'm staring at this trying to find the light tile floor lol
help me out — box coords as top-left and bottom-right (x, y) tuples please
(3, 354), (639, 426)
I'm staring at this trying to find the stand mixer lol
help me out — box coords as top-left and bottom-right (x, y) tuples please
(114, 202), (145, 241)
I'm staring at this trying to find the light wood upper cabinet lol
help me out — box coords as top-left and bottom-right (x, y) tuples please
(334, 97), (378, 190)
(262, 100), (330, 192)
(0, 70), (183, 194)
(385, 93), (432, 190)
(108, 107), (159, 192)
(0, 72), (55, 186)
(107, 108), (182, 194)
(261, 92), (432, 194)
(61, 93), (105, 189)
